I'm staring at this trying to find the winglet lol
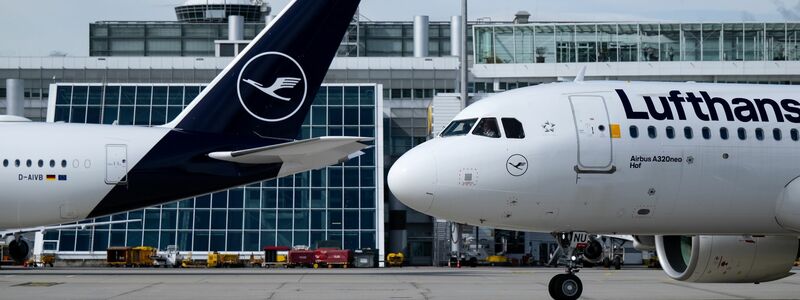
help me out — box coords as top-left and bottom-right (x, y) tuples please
(574, 66), (587, 82)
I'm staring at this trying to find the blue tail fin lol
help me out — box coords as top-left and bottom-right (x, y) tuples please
(166, 0), (361, 140)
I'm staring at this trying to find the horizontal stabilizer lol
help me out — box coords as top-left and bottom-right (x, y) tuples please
(208, 136), (372, 176)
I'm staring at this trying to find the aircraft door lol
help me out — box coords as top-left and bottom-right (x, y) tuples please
(570, 96), (613, 171)
(105, 145), (128, 185)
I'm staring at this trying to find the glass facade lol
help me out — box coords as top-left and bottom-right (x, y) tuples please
(46, 84), (382, 255)
(90, 22), (471, 58)
(475, 23), (800, 64)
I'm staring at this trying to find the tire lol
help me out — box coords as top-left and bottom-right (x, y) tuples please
(602, 257), (610, 268)
(613, 257), (622, 270)
(548, 273), (583, 300)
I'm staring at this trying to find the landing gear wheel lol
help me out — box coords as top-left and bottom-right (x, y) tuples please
(548, 273), (583, 300)
(612, 256), (622, 270)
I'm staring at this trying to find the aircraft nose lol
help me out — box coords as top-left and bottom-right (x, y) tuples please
(388, 145), (437, 213)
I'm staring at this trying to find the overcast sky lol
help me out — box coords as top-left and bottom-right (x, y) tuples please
(1, 0), (800, 57)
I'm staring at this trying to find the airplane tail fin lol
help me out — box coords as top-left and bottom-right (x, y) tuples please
(164, 0), (361, 140)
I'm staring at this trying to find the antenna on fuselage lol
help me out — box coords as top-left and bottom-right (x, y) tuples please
(574, 66), (587, 83)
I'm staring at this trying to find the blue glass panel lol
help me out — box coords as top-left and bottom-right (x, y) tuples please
(54, 106), (70, 122)
(328, 107), (342, 125)
(212, 191), (227, 208)
(92, 231), (109, 251)
(210, 231), (225, 251)
(102, 107), (118, 124)
(127, 231), (142, 247)
(70, 106), (86, 123)
(143, 231), (158, 247)
(144, 209), (160, 229)
(328, 168), (342, 187)
(177, 231), (192, 251)
(161, 209), (177, 229)
(278, 211), (293, 229)
(360, 189), (375, 208)
(262, 188), (277, 208)
(110, 231), (125, 247)
(244, 210), (259, 230)
(88, 86), (103, 105)
(243, 231), (259, 251)
(314, 86), (327, 105)
(135, 86), (152, 106)
(311, 170), (326, 186)
(344, 86), (359, 105)
(226, 232), (242, 251)
(160, 231), (176, 249)
(295, 189), (309, 208)
(134, 107), (150, 125)
(344, 168), (359, 186)
(245, 189), (260, 208)
(278, 189), (293, 208)
(120, 86), (136, 105)
(228, 189), (244, 208)
(277, 231), (292, 247)
(310, 189), (325, 208)
(311, 210), (326, 230)
(168, 86), (184, 106)
(310, 231), (325, 249)
(360, 168), (375, 187)
(294, 231), (309, 247)
(194, 210), (210, 229)
(344, 231), (359, 250)
(344, 210), (359, 230)
(76, 230), (92, 251)
(328, 189), (342, 208)
(193, 231), (209, 251)
(294, 210), (309, 230)
(360, 231), (376, 249)
(261, 231), (276, 247)
(195, 195), (211, 208)
(87, 107), (101, 124)
(328, 210), (342, 229)
(72, 86), (88, 105)
(361, 210), (375, 229)
(344, 107), (359, 125)
(103, 86), (119, 106)
(177, 210), (193, 229)
(359, 86), (375, 105)
(344, 189), (359, 208)
(152, 87), (167, 105)
(179, 199), (194, 208)
(360, 107), (375, 125)
(228, 209), (243, 230)
(184, 86), (200, 105)
(312, 106), (326, 125)
(128, 211), (143, 229)
(151, 106), (167, 125)
(119, 106), (134, 125)
(56, 86), (71, 105)
(261, 210), (276, 230)
(328, 86), (343, 105)
(211, 210), (226, 230)
(167, 106), (182, 122)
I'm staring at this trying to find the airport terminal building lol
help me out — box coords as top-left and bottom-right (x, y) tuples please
(4, 1), (800, 265)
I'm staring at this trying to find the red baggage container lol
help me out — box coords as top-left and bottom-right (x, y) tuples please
(314, 248), (352, 268)
(287, 249), (315, 268)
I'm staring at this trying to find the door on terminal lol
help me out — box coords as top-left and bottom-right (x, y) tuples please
(570, 95), (613, 170)
(105, 145), (128, 185)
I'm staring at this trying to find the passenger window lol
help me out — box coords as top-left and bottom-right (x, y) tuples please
(701, 127), (711, 140)
(755, 128), (764, 141)
(49, 160), (55, 168)
(647, 126), (657, 138)
(26, 160), (32, 168)
(501, 118), (525, 139)
(684, 127), (693, 139)
(37, 160), (43, 168)
(792, 129), (799, 141)
(720, 127), (729, 140)
(629, 126), (639, 138)
(738, 128), (747, 140)
(2, 159), (7, 167)
(61, 160), (67, 168)
(774, 128), (782, 141)
(14, 159), (20, 167)
(665, 126), (675, 139)
(472, 118), (501, 138)
(441, 118), (478, 137)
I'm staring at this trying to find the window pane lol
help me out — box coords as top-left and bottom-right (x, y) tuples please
(774, 128), (782, 141)
(648, 126), (657, 138)
(738, 127), (747, 140)
(666, 126), (675, 139)
(501, 118), (525, 139)
(720, 127), (729, 140)
(702, 127), (711, 140)
(684, 127), (693, 139)
(629, 126), (639, 138)
(472, 118), (501, 138)
(755, 128), (764, 141)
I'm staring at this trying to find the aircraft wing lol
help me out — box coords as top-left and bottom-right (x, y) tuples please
(0, 219), (142, 239)
(208, 137), (372, 171)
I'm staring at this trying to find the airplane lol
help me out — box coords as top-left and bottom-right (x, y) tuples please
(0, 0), (365, 265)
(388, 75), (800, 300)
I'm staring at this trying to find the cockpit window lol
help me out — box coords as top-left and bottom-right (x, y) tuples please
(501, 118), (525, 139)
(441, 118), (478, 137)
(472, 118), (501, 138)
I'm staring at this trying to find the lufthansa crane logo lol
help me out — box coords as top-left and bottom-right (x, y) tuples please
(237, 52), (307, 122)
(506, 154), (529, 177)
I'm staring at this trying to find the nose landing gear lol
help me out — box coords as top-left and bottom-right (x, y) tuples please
(547, 232), (589, 300)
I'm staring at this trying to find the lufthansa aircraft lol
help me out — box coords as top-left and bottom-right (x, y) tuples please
(389, 78), (800, 299)
(0, 0), (364, 264)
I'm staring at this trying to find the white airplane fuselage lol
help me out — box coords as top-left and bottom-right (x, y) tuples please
(390, 81), (800, 236)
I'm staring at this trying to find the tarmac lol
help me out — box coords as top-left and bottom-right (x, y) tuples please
(0, 266), (798, 300)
